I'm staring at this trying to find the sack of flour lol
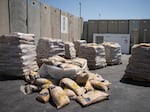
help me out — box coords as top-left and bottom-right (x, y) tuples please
(76, 90), (109, 106)
(63, 87), (77, 99)
(49, 85), (70, 109)
(59, 78), (85, 96)
(90, 80), (108, 91)
(36, 88), (50, 103)
(34, 78), (52, 86)
(24, 71), (40, 84)
(20, 84), (40, 95)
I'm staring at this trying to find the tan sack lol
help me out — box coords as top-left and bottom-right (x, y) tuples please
(60, 78), (85, 96)
(64, 87), (77, 99)
(20, 84), (40, 95)
(76, 90), (109, 106)
(50, 86), (70, 109)
(25, 70), (40, 84)
(41, 83), (53, 89)
(90, 80), (108, 91)
(87, 72), (111, 87)
(34, 78), (52, 86)
(75, 72), (89, 85)
(36, 88), (50, 103)
(84, 80), (94, 92)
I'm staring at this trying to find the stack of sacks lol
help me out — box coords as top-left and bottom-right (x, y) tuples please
(103, 42), (122, 65)
(38, 55), (88, 80)
(78, 43), (107, 69)
(73, 40), (87, 56)
(124, 43), (150, 81)
(36, 37), (65, 67)
(0, 33), (38, 77)
(64, 42), (76, 59)
(21, 70), (111, 109)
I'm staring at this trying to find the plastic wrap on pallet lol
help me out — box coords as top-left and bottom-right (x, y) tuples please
(64, 42), (76, 59)
(0, 32), (38, 77)
(103, 42), (122, 65)
(36, 37), (65, 67)
(124, 43), (150, 81)
(73, 40), (87, 56)
(78, 43), (107, 69)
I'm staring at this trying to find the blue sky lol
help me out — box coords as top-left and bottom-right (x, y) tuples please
(41, 0), (150, 21)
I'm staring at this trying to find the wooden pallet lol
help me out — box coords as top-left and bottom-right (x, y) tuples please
(107, 61), (122, 66)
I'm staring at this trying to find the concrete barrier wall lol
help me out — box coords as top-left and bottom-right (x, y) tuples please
(108, 20), (118, 33)
(139, 20), (150, 43)
(40, 3), (51, 38)
(60, 10), (69, 41)
(97, 20), (108, 33)
(118, 20), (129, 34)
(74, 16), (79, 41)
(50, 6), (61, 39)
(9, 0), (27, 33)
(27, 0), (40, 44)
(82, 21), (88, 40)
(68, 14), (75, 41)
(0, 0), (83, 42)
(0, 0), (9, 35)
(88, 20), (98, 42)
(78, 17), (83, 40)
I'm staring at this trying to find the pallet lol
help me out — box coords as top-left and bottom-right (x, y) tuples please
(123, 74), (150, 82)
(107, 61), (122, 66)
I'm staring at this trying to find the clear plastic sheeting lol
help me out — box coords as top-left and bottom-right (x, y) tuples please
(64, 42), (76, 59)
(38, 56), (88, 80)
(36, 37), (65, 67)
(103, 42), (122, 65)
(0, 32), (38, 76)
(124, 43), (150, 81)
(78, 43), (107, 69)
(73, 40), (87, 56)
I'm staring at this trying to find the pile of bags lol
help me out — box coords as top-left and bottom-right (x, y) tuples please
(103, 42), (122, 65)
(21, 68), (111, 109)
(124, 43), (150, 81)
(73, 40), (87, 56)
(64, 42), (76, 59)
(36, 37), (65, 67)
(78, 43), (107, 69)
(20, 55), (111, 109)
(0, 33), (38, 77)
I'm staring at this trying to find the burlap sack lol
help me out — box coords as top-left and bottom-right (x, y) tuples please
(36, 88), (50, 103)
(34, 78), (52, 86)
(41, 83), (53, 89)
(63, 87), (77, 99)
(76, 90), (109, 106)
(75, 72), (89, 85)
(20, 84), (40, 95)
(24, 70), (40, 84)
(60, 78), (85, 96)
(90, 80), (108, 91)
(87, 71), (111, 87)
(49, 86), (70, 109)
(84, 80), (94, 92)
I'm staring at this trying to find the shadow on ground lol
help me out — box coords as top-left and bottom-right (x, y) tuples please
(120, 78), (150, 87)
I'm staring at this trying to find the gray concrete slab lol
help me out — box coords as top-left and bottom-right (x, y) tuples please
(9, 0), (27, 33)
(0, 55), (150, 112)
(0, 0), (9, 35)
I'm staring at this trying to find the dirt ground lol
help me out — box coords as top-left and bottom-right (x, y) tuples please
(0, 55), (150, 112)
